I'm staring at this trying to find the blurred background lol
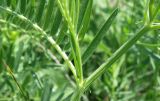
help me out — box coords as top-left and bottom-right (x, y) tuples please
(0, 0), (160, 101)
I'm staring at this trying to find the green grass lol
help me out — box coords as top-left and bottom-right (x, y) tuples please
(0, 0), (160, 101)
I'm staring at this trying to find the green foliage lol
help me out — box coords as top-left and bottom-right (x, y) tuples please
(0, 0), (160, 101)
(82, 8), (119, 64)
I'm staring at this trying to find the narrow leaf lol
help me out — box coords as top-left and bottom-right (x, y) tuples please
(36, 0), (46, 23)
(70, 0), (75, 26)
(56, 21), (68, 44)
(41, 83), (53, 101)
(20, 0), (26, 13)
(6, 0), (11, 7)
(14, 42), (24, 71)
(82, 8), (119, 64)
(78, 0), (93, 41)
(43, 0), (55, 29)
(70, 33), (83, 81)
(149, 0), (154, 21)
(152, 0), (160, 19)
(50, 8), (62, 35)
(3, 60), (28, 100)
(25, 0), (36, 20)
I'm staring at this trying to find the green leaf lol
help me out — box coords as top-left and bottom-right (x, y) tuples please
(36, 0), (46, 23)
(25, 0), (36, 20)
(6, 0), (11, 7)
(84, 25), (150, 91)
(149, 0), (154, 21)
(20, 0), (26, 13)
(152, 0), (160, 19)
(82, 8), (119, 64)
(70, 32), (83, 82)
(43, 0), (55, 30)
(77, 0), (93, 41)
(41, 83), (53, 101)
(56, 0), (83, 82)
(70, 0), (80, 30)
(14, 41), (24, 71)
(3, 60), (28, 100)
(75, 0), (80, 30)
(56, 21), (68, 44)
(50, 8), (62, 35)
(70, 0), (75, 26)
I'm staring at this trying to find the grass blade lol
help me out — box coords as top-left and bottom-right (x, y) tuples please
(20, 0), (26, 13)
(2, 60), (28, 100)
(41, 83), (53, 101)
(43, 0), (55, 29)
(50, 8), (62, 35)
(56, 21), (68, 44)
(82, 8), (119, 64)
(36, 0), (46, 23)
(14, 42), (24, 71)
(70, 0), (75, 26)
(78, 0), (93, 41)
(6, 0), (11, 7)
(152, 0), (160, 19)
(149, 0), (154, 21)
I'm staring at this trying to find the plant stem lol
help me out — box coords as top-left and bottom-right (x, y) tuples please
(2, 60), (28, 100)
(56, 0), (83, 83)
(83, 25), (150, 91)
(150, 23), (160, 30)
(71, 87), (83, 101)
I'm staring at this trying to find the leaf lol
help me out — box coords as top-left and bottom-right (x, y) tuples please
(3, 60), (28, 100)
(56, 20), (68, 44)
(0, 36), (2, 69)
(14, 41), (24, 71)
(41, 83), (53, 101)
(84, 26), (150, 91)
(137, 44), (160, 61)
(56, 0), (83, 81)
(152, 0), (160, 19)
(24, 0), (35, 20)
(70, 0), (75, 26)
(20, 0), (26, 13)
(70, 0), (80, 30)
(50, 8), (62, 35)
(36, 0), (46, 23)
(149, 0), (154, 21)
(82, 8), (119, 64)
(77, 0), (93, 41)
(6, 0), (11, 7)
(43, 0), (55, 30)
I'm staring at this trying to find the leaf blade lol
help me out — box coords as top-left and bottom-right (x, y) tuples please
(77, 0), (93, 41)
(82, 8), (119, 64)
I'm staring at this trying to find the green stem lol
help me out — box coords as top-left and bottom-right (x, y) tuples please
(150, 23), (160, 30)
(56, 0), (83, 83)
(3, 60), (28, 100)
(71, 87), (83, 101)
(83, 25), (150, 91)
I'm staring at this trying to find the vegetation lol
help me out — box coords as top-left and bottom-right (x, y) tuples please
(0, 0), (160, 101)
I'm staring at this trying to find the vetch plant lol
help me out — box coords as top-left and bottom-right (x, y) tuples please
(0, 0), (160, 101)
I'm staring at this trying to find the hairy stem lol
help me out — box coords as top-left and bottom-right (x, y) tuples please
(56, 0), (83, 83)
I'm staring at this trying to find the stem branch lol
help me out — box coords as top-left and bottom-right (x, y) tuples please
(84, 25), (150, 91)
